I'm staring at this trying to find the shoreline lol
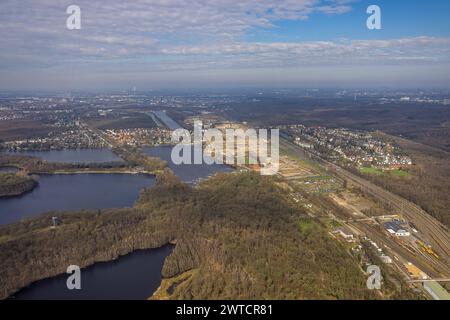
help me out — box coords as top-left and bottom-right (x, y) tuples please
(0, 170), (156, 199)
(0, 179), (38, 199)
(7, 243), (175, 300)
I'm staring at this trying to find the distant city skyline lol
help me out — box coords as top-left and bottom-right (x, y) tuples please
(1, 0), (450, 90)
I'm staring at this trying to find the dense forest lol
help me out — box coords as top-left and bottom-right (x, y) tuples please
(0, 119), (53, 142)
(112, 146), (167, 171)
(0, 152), (167, 174)
(1, 171), (409, 300)
(0, 173), (37, 197)
(0, 154), (128, 173)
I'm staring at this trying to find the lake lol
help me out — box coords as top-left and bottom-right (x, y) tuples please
(11, 245), (174, 300)
(143, 145), (233, 184)
(0, 147), (232, 224)
(0, 173), (155, 225)
(5, 148), (123, 163)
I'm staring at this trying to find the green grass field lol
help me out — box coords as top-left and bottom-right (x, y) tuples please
(389, 169), (410, 177)
(359, 166), (409, 178)
(298, 218), (317, 234)
(359, 167), (383, 175)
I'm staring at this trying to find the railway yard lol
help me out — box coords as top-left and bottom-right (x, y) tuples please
(278, 138), (450, 298)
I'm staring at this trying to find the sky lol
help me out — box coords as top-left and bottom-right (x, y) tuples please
(1, 0), (450, 90)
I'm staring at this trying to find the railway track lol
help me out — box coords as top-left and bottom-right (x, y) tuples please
(281, 138), (450, 266)
(336, 169), (450, 258)
(349, 221), (447, 278)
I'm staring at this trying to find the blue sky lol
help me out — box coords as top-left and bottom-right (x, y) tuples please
(0, 0), (449, 90)
(246, 0), (450, 42)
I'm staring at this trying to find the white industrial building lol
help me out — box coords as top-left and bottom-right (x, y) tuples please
(384, 222), (410, 237)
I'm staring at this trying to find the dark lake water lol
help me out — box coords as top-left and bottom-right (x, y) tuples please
(11, 245), (174, 300)
(143, 146), (233, 184)
(5, 148), (123, 163)
(0, 173), (155, 225)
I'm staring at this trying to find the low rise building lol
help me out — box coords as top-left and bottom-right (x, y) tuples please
(384, 221), (411, 237)
(380, 255), (393, 264)
(333, 228), (355, 242)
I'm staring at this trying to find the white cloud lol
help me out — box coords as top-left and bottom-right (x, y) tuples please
(0, 0), (353, 63)
(1, 1), (450, 89)
(142, 37), (450, 70)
